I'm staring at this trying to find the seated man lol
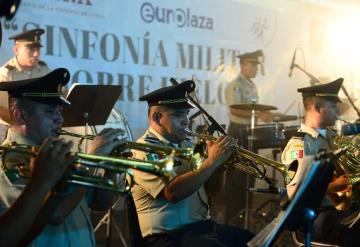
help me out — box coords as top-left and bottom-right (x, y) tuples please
(0, 68), (123, 246)
(0, 138), (75, 247)
(282, 78), (360, 246)
(130, 81), (253, 247)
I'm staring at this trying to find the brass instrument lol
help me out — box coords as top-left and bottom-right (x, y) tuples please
(333, 135), (360, 210)
(185, 128), (296, 185)
(58, 129), (193, 161)
(0, 143), (175, 193)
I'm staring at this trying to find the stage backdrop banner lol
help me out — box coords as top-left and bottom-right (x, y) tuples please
(0, 0), (345, 138)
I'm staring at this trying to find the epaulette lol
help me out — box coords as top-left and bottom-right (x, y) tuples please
(38, 60), (47, 66)
(4, 64), (15, 71)
(292, 131), (306, 140)
(144, 136), (160, 144)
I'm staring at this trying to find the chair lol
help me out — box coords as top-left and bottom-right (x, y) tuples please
(292, 232), (341, 247)
(125, 192), (145, 247)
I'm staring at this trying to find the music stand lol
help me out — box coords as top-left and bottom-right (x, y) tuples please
(247, 150), (341, 247)
(62, 84), (122, 127)
(61, 84), (122, 247)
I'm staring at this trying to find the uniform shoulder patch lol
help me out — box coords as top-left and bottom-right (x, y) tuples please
(144, 136), (160, 144)
(38, 60), (47, 66)
(4, 64), (15, 71)
(289, 139), (304, 159)
(292, 131), (306, 139)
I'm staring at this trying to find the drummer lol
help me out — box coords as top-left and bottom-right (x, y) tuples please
(225, 49), (271, 148)
(210, 50), (268, 226)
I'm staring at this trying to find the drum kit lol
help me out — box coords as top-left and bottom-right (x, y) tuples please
(230, 103), (300, 150)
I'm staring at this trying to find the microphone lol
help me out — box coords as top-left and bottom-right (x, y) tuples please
(288, 49), (297, 77)
(249, 187), (287, 196)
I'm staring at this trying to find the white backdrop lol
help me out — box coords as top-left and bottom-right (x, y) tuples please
(1, 0), (357, 138)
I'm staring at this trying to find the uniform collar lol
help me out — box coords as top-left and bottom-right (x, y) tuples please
(148, 127), (181, 147)
(299, 123), (320, 138)
(239, 73), (253, 83)
(299, 123), (328, 139)
(13, 57), (37, 72)
(4, 128), (37, 146)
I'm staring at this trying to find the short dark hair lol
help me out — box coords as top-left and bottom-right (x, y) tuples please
(8, 97), (34, 120)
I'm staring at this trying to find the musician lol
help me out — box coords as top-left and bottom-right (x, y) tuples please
(0, 28), (50, 82)
(129, 81), (253, 246)
(220, 50), (266, 225)
(282, 78), (360, 246)
(0, 68), (123, 246)
(0, 138), (75, 247)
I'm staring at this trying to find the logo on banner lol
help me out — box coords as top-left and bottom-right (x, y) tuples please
(59, 0), (93, 6)
(140, 2), (213, 30)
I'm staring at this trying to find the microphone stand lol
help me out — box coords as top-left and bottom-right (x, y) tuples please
(170, 78), (227, 135)
(292, 64), (320, 86)
(293, 64), (360, 119)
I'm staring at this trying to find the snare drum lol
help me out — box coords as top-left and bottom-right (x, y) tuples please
(250, 123), (285, 149)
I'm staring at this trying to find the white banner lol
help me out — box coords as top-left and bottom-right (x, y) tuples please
(1, 0), (354, 138)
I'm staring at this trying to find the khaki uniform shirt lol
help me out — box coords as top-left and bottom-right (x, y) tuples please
(225, 74), (258, 124)
(130, 127), (210, 237)
(0, 57), (50, 82)
(0, 129), (95, 247)
(281, 123), (337, 204)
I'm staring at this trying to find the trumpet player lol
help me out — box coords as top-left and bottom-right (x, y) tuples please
(130, 80), (253, 247)
(281, 78), (360, 246)
(0, 68), (123, 246)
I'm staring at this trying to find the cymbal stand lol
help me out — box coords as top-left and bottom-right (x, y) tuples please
(244, 109), (256, 229)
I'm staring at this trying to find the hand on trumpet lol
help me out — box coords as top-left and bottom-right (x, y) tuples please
(30, 138), (76, 191)
(86, 128), (126, 155)
(205, 136), (237, 169)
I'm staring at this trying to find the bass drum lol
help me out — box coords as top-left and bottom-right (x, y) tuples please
(63, 108), (133, 151)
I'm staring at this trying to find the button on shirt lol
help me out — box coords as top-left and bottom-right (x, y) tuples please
(0, 129), (95, 247)
(130, 127), (210, 237)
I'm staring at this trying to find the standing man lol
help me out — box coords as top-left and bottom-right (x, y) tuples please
(130, 81), (253, 247)
(225, 49), (264, 146)
(0, 28), (50, 82)
(282, 78), (360, 246)
(0, 68), (123, 246)
(219, 50), (264, 226)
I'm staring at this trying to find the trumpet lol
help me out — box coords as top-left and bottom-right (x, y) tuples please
(58, 129), (194, 161)
(185, 128), (296, 184)
(0, 143), (175, 193)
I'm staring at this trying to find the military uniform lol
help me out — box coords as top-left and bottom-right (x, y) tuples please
(0, 57), (50, 82)
(281, 79), (360, 246)
(132, 80), (253, 247)
(0, 69), (99, 246)
(218, 51), (262, 226)
(130, 127), (210, 238)
(0, 28), (50, 82)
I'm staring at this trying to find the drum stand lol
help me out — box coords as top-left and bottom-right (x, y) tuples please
(243, 109), (256, 229)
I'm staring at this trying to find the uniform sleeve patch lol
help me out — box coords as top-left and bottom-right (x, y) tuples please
(290, 150), (303, 159)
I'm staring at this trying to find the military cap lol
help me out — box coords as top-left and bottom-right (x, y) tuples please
(139, 80), (195, 109)
(297, 78), (343, 102)
(0, 68), (70, 105)
(9, 28), (45, 47)
(237, 49), (263, 64)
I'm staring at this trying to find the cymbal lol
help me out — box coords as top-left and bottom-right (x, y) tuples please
(271, 113), (298, 122)
(230, 103), (278, 111)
